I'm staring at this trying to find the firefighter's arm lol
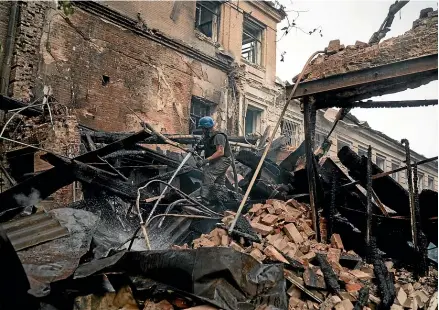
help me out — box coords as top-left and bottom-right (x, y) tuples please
(207, 145), (224, 161)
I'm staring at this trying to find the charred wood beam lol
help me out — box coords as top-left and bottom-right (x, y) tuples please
(304, 97), (320, 241)
(79, 125), (258, 145)
(42, 153), (138, 199)
(286, 54), (438, 103)
(338, 146), (410, 216)
(0, 131), (150, 213)
(336, 99), (438, 109)
(0, 95), (42, 116)
(366, 239), (396, 310)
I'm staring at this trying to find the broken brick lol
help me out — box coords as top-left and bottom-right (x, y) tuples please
(327, 39), (341, 54)
(345, 282), (362, 293)
(261, 214), (279, 226)
(250, 248), (266, 262)
(251, 222), (273, 236)
(264, 245), (289, 264)
(330, 233), (344, 250)
(248, 203), (264, 214)
(283, 223), (304, 244)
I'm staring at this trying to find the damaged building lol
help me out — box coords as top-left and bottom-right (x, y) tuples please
(0, 1), (437, 310)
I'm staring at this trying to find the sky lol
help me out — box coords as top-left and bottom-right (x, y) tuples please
(275, 0), (438, 158)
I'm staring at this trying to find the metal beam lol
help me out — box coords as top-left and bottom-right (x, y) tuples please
(286, 54), (438, 100)
(336, 99), (438, 109)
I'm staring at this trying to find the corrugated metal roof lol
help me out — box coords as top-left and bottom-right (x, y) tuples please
(0, 212), (69, 251)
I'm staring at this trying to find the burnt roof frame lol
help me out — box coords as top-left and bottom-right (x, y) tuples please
(285, 53), (438, 109)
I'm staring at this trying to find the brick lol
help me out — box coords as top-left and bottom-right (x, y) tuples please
(261, 214), (279, 226)
(288, 296), (301, 308)
(252, 242), (264, 251)
(248, 203), (264, 214)
(327, 39), (341, 54)
(345, 282), (362, 293)
(395, 287), (407, 306)
(298, 220), (315, 238)
(230, 241), (244, 252)
(251, 222), (273, 236)
(249, 248), (266, 262)
(264, 245), (289, 264)
(330, 233), (344, 250)
(221, 235), (229, 246)
(348, 269), (373, 280)
(283, 223), (304, 244)
(327, 248), (341, 264)
(287, 284), (301, 298)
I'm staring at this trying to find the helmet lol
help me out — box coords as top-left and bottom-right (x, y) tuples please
(198, 116), (215, 128)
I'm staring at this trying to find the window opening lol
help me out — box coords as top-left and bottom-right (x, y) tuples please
(195, 1), (221, 40)
(242, 16), (264, 65)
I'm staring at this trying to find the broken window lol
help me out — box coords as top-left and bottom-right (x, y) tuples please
(391, 161), (399, 181)
(376, 154), (386, 171)
(428, 176), (434, 190)
(245, 106), (262, 135)
(358, 146), (368, 158)
(281, 119), (300, 147)
(418, 173), (424, 191)
(337, 138), (352, 152)
(195, 1), (221, 40)
(189, 97), (211, 134)
(241, 16), (264, 65)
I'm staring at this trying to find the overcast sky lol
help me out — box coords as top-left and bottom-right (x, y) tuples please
(276, 0), (438, 158)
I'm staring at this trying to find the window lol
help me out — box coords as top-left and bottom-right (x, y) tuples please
(391, 161), (399, 181)
(245, 106), (262, 135)
(337, 138), (353, 152)
(281, 119), (300, 147)
(358, 146), (368, 158)
(428, 176), (434, 190)
(189, 97), (211, 133)
(195, 1), (221, 40)
(418, 173), (424, 191)
(376, 154), (386, 171)
(241, 16), (264, 65)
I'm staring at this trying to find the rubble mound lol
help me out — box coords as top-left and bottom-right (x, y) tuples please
(187, 199), (438, 310)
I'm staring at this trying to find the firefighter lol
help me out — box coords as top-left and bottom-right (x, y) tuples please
(196, 116), (231, 200)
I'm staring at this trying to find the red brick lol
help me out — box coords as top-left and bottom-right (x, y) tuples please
(251, 222), (273, 236)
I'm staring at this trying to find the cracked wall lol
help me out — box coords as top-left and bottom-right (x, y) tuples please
(297, 9), (438, 83)
(34, 6), (229, 134)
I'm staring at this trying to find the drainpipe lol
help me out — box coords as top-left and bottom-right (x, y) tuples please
(0, 2), (19, 95)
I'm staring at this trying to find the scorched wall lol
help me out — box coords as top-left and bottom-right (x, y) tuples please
(12, 3), (230, 134)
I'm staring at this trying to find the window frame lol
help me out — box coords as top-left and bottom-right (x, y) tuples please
(391, 161), (399, 182)
(195, 1), (221, 41)
(358, 145), (368, 158)
(375, 154), (386, 171)
(241, 15), (265, 66)
(281, 118), (301, 147)
(418, 172), (424, 191)
(428, 176), (434, 190)
(189, 96), (212, 134)
(245, 105), (263, 135)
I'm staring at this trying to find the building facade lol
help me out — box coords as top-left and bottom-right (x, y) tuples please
(0, 1), (285, 136)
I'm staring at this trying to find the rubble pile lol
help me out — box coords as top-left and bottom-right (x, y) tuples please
(188, 199), (438, 310)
